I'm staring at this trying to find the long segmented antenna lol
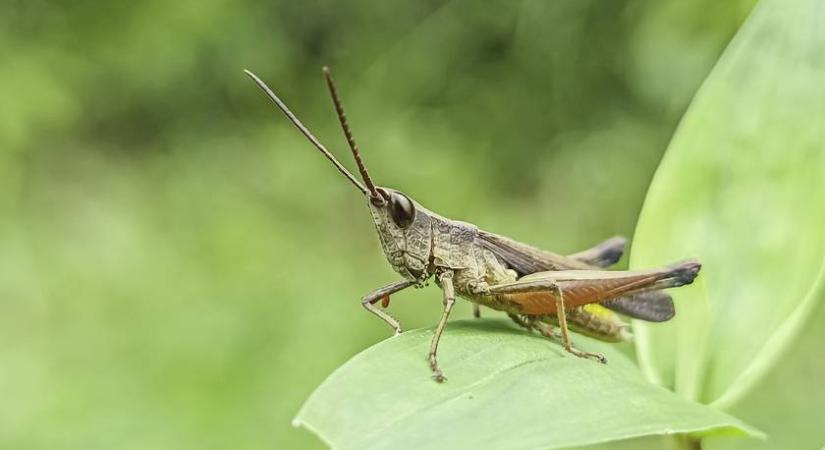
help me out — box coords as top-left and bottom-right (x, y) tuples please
(244, 69), (369, 196)
(322, 66), (383, 203)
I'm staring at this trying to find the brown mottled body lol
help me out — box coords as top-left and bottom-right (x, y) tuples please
(245, 67), (701, 382)
(370, 196), (695, 346)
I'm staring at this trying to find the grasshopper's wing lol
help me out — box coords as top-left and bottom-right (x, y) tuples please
(488, 261), (699, 315)
(477, 230), (626, 272)
(477, 230), (674, 321)
(566, 236), (627, 268)
(477, 230), (595, 273)
(601, 291), (675, 322)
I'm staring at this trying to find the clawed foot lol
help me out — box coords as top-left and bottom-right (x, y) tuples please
(567, 347), (607, 364)
(429, 354), (447, 383)
(431, 369), (447, 383)
(587, 352), (608, 364)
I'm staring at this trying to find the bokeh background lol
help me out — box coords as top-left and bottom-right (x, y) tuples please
(2, 0), (822, 449)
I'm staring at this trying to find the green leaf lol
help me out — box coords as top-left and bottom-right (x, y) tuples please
(294, 320), (757, 450)
(630, 0), (825, 408)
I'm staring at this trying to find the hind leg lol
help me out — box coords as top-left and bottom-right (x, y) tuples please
(552, 286), (607, 363)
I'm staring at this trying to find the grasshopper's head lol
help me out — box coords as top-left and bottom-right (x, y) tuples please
(366, 187), (433, 281)
(245, 67), (433, 282)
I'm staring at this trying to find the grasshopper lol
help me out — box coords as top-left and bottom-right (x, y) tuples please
(245, 67), (701, 382)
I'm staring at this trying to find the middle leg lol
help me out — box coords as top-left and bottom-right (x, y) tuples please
(428, 270), (456, 383)
(507, 312), (534, 330)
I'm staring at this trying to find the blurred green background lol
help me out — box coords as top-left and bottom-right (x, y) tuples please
(2, 0), (822, 449)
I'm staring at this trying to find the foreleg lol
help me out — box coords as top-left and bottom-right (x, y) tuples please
(361, 280), (416, 335)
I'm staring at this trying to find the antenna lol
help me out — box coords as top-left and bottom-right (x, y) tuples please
(244, 69), (369, 196)
(322, 66), (383, 203)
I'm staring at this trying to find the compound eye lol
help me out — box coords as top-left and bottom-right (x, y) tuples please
(389, 192), (415, 228)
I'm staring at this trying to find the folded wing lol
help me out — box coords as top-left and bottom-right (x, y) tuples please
(488, 261), (700, 316)
(477, 230), (683, 321)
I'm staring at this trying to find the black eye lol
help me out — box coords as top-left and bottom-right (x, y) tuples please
(389, 192), (415, 228)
